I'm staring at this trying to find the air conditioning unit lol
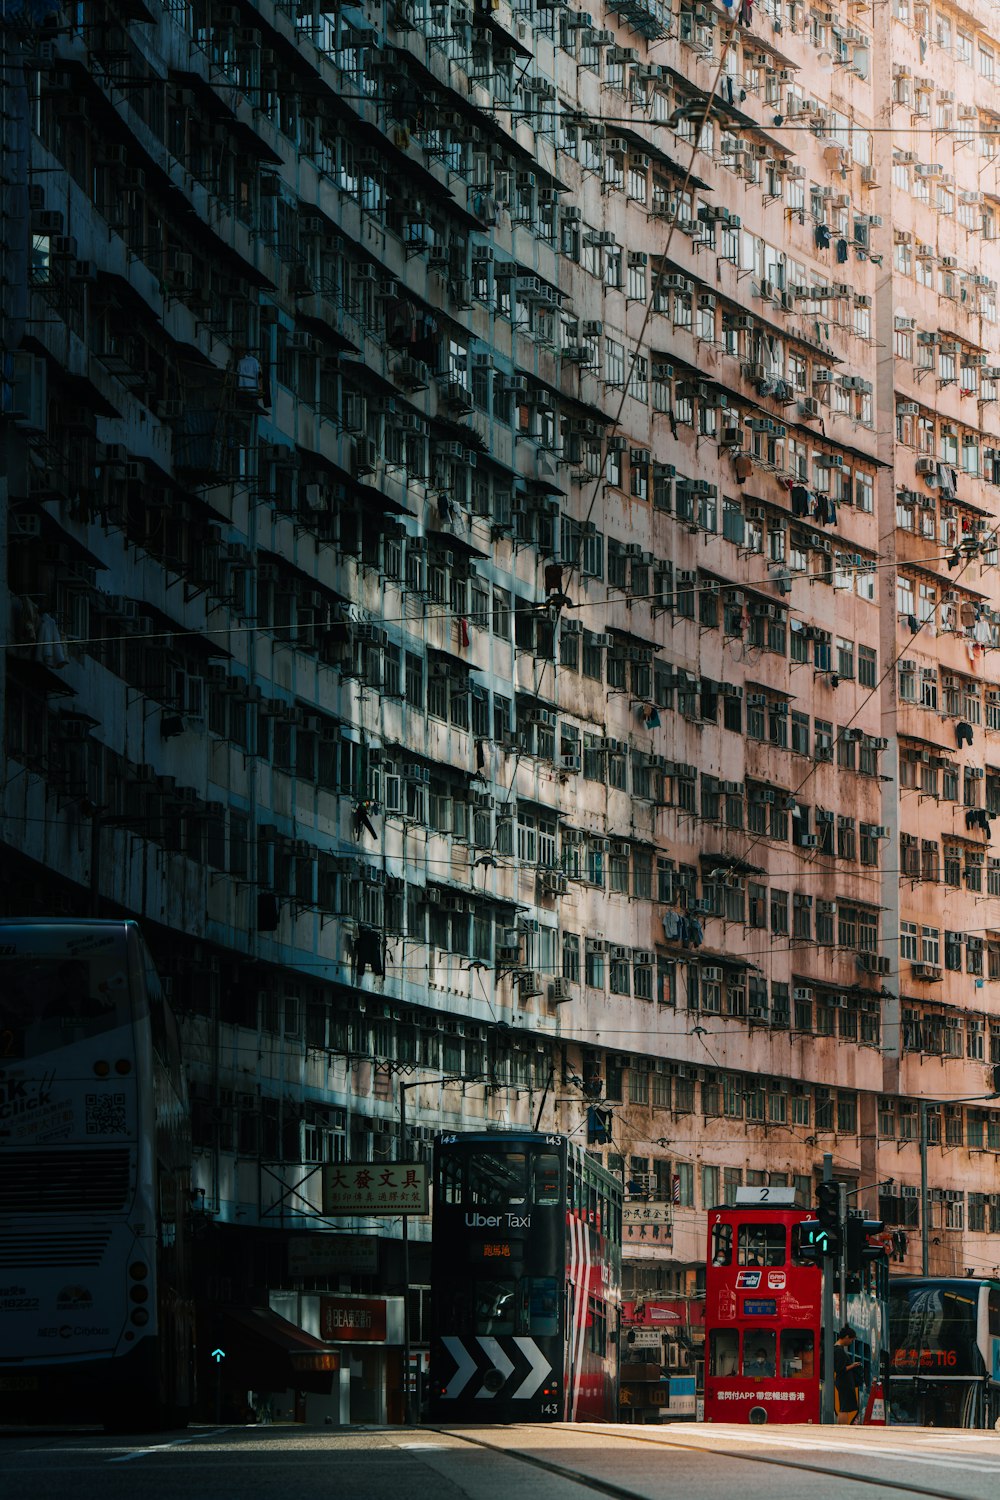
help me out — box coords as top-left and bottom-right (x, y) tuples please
(548, 978), (572, 1003)
(354, 438), (378, 476)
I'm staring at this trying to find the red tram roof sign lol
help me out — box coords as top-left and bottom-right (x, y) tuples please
(733, 1187), (797, 1207)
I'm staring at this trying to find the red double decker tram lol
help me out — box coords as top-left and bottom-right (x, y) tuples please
(704, 1193), (886, 1425)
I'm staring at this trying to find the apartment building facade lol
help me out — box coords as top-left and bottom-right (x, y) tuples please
(3, 0), (1000, 1411)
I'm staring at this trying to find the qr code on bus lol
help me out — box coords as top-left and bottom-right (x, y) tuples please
(85, 1092), (126, 1135)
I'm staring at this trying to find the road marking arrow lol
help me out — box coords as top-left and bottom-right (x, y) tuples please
(511, 1337), (551, 1400)
(441, 1337), (477, 1399)
(475, 1337), (515, 1398)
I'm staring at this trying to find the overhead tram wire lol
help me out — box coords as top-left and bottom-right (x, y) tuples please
(729, 517), (1000, 874)
(559, 15), (745, 600)
(2, 535), (995, 658)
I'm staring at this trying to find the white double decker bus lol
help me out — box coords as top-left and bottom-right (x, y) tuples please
(0, 919), (194, 1427)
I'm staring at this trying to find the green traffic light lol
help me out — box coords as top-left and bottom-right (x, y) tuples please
(797, 1219), (841, 1259)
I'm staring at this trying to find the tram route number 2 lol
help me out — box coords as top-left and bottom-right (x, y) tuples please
(733, 1186), (797, 1208)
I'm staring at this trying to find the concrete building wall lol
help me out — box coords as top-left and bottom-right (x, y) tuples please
(3, 0), (1000, 1330)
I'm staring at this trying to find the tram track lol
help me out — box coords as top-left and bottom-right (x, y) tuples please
(432, 1422), (997, 1500)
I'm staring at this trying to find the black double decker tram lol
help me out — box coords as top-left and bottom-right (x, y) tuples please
(429, 1131), (622, 1422)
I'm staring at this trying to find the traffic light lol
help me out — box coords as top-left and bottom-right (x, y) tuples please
(843, 1215), (885, 1274)
(796, 1218), (841, 1262)
(816, 1180), (842, 1233)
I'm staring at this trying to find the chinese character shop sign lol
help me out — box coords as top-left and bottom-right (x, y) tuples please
(321, 1160), (429, 1215)
(320, 1297), (387, 1342)
(623, 1203), (673, 1244)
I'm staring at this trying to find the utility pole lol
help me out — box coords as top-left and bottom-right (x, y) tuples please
(400, 1082), (411, 1426)
(838, 1181), (847, 1320)
(821, 1153), (836, 1426)
(920, 1099), (930, 1277)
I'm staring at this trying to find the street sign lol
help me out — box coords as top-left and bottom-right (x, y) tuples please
(626, 1328), (663, 1350)
(321, 1160), (429, 1215)
(288, 1235), (378, 1275)
(623, 1202), (672, 1244)
(670, 1376), (697, 1416)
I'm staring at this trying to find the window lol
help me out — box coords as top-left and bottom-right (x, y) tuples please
(770, 889), (788, 935)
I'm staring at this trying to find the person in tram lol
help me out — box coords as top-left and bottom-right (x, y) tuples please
(744, 1345), (775, 1378)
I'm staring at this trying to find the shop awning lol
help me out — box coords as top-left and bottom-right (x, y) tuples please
(214, 1307), (339, 1392)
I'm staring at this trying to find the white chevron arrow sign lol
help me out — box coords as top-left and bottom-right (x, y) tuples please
(511, 1337), (551, 1400)
(475, 1337), (515, 1398)
(441, 1336), (477, 1399)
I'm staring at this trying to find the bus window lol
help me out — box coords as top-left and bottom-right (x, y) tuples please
(474, 1279), (516, 1334)
(467, 1152), (528, 1206)
(524, 1277), (560, 1336)
(989, 1289), (1000, 1339)
(711, 1221), (733, 1265)
(738, 1223), (785, 1267)
(781, 1328), (815, 1379)
(533, 1153), (561, 1205)
(709, 1328), (739, 1376)
(742, 1331), (776, 1378)
(588, 1296), (607, 1355)
(439, 1155), (463, 1205)
(1, 954), (127, 1057)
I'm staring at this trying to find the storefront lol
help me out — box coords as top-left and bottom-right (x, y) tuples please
(270, 1290), (405, 1425)
(199, 1304), (340, 1424)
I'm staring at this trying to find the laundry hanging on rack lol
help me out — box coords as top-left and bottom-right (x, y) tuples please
(35, 613), (69, 669)
(352, 924), (386, 980)
(352, 802), (378, 841)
